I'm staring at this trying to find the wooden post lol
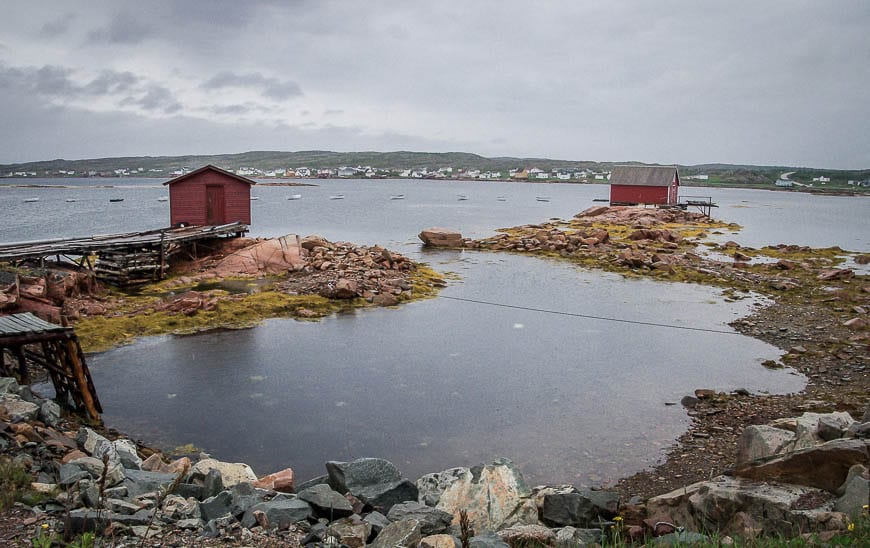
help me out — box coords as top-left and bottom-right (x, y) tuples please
(14, 345), (31, 384)
(65, 337), (100, 421)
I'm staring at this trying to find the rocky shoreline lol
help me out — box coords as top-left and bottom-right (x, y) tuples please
(1, 206), (868, 545)
(1, 371), (868, 546)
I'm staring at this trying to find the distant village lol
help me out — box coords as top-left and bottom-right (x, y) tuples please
(5, 164), (868, 187)
(4, 164), (615, 182)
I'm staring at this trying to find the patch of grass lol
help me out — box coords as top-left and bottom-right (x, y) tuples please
(0, 457), (32, 510)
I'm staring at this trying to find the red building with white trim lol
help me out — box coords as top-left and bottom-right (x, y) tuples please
(609, 165), (680, 206)
(163, 165), (255, 227)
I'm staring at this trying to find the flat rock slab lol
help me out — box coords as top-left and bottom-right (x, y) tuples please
(731, 438), (870, 493)
(419, 228), (463, 247)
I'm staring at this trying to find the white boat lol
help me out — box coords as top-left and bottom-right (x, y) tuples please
(390, 194), (405, 200)
(288, 194), (302, 200)
(23, 198), (40, 203)
(496, 196), (507, 201)
(329, 194), (345, 200)
(65, 198), (77, 203)
(250, 196), (260, 200)
(157, 197), (169, 202)
(536, 196), (551, 202)
(457, 194), (469, 201)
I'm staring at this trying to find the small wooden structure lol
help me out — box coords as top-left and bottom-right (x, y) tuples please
(0, 222), (246, 286)
(164, 165), (256, 227)
(610, 165), (680, 206)
(0, 313), (101, 420)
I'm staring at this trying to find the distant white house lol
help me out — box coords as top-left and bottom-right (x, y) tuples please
(775, 179), (793, 187)
(812, 176), (831, 183)
(295, 167), (311, 177)
(686, 174), (709, 181)
(337, 166), (356, 177)
(556, 172), (570, 180)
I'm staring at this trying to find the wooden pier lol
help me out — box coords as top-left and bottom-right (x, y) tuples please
(0, 222), (247, 286)
(0, 313), (101, 420)
(678, 195), (718, 217)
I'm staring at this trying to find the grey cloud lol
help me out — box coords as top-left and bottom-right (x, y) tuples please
(39, 13), (74, 37)
(201, 71), (302, 100)
(0, 63), (146, 101)
(121, 85), (182, 114)
(206, 103), (274, 116)
(87, 11), (154, 45)
(83, 70), (140, 95)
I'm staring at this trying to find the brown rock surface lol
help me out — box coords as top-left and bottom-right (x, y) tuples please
(419, 228), (463, 247)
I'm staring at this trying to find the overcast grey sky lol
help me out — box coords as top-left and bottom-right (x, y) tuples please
(1, 1), (867, 168)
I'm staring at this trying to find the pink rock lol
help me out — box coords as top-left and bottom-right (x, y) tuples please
(419, 228), (463, 247)
(211, 235), (305, 276)
(252, 467), (295, 493)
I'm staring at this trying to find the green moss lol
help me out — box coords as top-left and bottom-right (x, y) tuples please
(76, 292), (346, 352)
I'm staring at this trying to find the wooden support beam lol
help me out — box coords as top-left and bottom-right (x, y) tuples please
(65, 338), (100, 421)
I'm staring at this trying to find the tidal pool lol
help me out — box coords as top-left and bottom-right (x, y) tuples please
(88, 251), (805, 486)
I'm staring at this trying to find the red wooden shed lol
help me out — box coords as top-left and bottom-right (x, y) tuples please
(609, 165), (680, 206)
(163, 165), (255, 227)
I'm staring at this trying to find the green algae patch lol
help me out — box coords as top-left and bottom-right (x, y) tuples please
(76, 292), (345, 353)
(402, 265), (449, 302)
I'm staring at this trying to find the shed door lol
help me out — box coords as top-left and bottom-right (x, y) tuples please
(206, 185), (225, 225)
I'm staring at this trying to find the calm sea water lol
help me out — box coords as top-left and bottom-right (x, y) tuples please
(3, 178), (865, 485)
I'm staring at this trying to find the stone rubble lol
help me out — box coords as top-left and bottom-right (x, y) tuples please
(2, 381), (869, 545)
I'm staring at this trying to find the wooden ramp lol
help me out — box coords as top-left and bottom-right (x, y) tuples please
(0, 222), (247, 286)
(0, 313), (101, 420)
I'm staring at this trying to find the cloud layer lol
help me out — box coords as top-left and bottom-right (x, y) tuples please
(1, 1), (868, 168)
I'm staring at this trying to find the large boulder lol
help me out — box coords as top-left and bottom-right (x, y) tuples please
(735, 425), (797, 464)
(191, 457), (258, 488)
(387, 501), (453, 535)
(647, 476), (850, 536)
(370, 518), (423, 548)
(419, 228), (463, 247)
(240, 497), (312, 530)
(211, 235), (305, 276)
(433, 458), (537, 532)
(0, 394), (40, 423)
(326, 457), (418, 513)
(730, 438), (870, 493)
(297, 483), (355, 518)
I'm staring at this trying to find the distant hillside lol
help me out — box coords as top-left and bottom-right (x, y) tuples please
(1, 151), (868, 190)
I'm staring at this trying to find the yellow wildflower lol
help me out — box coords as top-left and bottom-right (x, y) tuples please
(614, 516), (624, 522)
(41, 524), (49, 530)
(847, 522), (855, 531)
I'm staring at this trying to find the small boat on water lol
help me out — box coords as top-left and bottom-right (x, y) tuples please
(390, 194), (405, 200)
(496, 196), (507, 201)
(592, 198), (609, 202)
(329, 194), (345, 200)
(250, 196), (260, 201)
(157, 197), (169, 202)
(65, 198), (77, 203)
(109, 198), (124, 202)
(288, 194), (302, 200)
(23, 198), (40, 203)
(457, 194), (469, 201)
(535, 196), (550, 202)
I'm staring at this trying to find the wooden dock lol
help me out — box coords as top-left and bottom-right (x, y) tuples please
(678, 195), (718, 217)
(0, 222), (247, 285)
(0, 313), (101, 420)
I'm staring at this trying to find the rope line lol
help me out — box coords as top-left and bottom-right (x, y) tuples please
(437, 295), (741, 335)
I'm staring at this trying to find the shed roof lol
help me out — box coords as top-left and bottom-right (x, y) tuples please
(610, 165), (678, 187)
(163, 164), (257, 186)
(0, 312), (69, 338)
